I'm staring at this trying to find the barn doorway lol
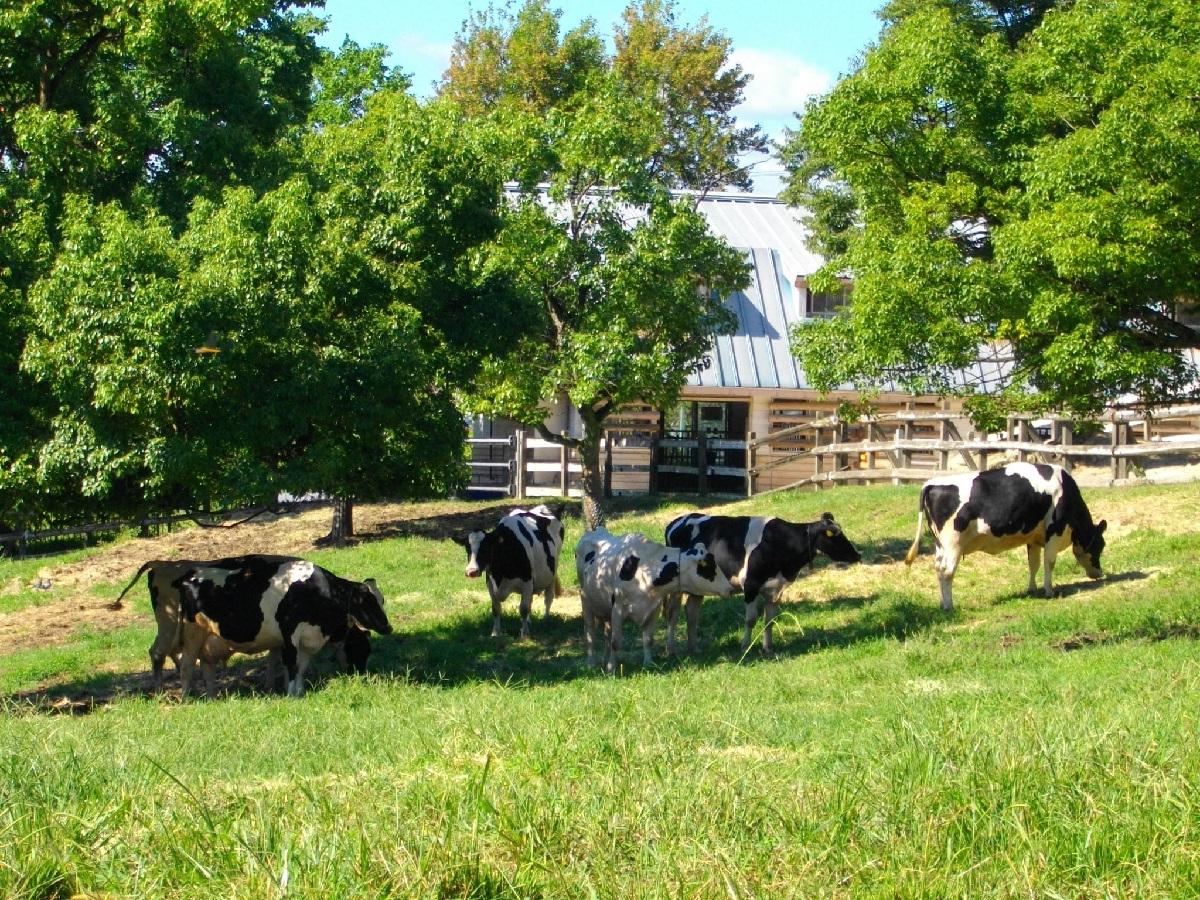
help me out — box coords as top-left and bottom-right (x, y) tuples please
(658, 400), (749, 494)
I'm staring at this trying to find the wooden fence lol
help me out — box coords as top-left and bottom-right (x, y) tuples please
(470, 404), (1200, 500)
(746, 404), (1200, 495)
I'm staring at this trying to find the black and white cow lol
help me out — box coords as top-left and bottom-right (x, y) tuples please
(113, 557), (373, 695)
(905, 462), (1107, 611)
(575, 528), (733, 673)
(453, 504), (565, 638)
(175, 555), (392, 697)
(664, 512), (862, 655)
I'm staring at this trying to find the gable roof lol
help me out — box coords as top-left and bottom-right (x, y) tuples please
(689, 192), (1013, 394)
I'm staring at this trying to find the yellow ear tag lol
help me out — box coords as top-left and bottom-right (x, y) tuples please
(825, 529), (834, 538)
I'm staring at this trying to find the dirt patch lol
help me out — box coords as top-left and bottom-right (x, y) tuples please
(1, 499), (562, 657)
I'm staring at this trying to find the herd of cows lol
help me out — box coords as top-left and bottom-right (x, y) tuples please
(111, 461), (1109, 695)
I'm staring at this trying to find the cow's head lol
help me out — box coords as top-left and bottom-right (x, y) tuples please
(812, 513), (862, 565)
(1072, 519), (1107, 579)
(341, 624), (371, 674)
(348, 578), (392, 635)
(453, 530), (491, 578)
(660, 545), (733, 597)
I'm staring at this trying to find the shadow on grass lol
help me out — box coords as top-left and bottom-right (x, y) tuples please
(988, 569), (1149, 605)
(339, 493), (738, 546)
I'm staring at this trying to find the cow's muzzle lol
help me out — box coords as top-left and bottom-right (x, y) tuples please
(466, 568), (481, 579)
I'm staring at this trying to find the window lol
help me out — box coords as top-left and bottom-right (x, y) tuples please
(796, 277), (852, 318)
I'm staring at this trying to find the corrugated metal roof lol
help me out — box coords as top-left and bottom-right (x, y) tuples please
(689, 194), (816, 390)
(689, 193), (1014, 394)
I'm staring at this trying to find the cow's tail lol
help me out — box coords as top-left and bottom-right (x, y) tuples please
(108, 560), (158, 610)
(905, 489), (928, 567)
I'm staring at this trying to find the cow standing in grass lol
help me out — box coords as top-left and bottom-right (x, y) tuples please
(575, 528), (732, 673)
(664, 512), (862, 655)
(173, 555), (391, 697)
(113, 557), (372, 695)
(453, 505), (565, 639)
(905, 462), (1108, 611)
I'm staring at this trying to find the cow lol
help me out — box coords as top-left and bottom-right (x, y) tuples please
(664, 512), (862, 656)
(175, 555), (392, 697)
(453, 504), (565, 639)
(113, 556), (371, 695)
(905, 462), (1107, 611)
(575, 528), (733, 673)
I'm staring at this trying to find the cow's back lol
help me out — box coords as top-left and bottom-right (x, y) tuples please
(666, 514), (765, 581)
(498, 510), (563, 592)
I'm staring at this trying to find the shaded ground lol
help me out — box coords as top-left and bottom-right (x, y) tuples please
(0, 499), (554, 657)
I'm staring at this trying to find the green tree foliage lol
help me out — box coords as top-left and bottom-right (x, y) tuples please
(2, 7), (512, 537)
(439, 0), (757, 526)
(779, 0), (1200, 418)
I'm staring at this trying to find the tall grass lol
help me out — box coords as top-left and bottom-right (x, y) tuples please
(2, 483), (1199, 897)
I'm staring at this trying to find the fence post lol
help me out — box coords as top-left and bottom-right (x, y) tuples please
(514, 431), (527, 499)
(746, 430), (756, 497)
(1110, 416), (1122, 481)
(813, 426), (823, 483)
(1060, 421), (1074, 473)
(697, 432), (709, 497)
(604, 433), (613, 499)
(835, 421), (848, 473)
(936, 415), (945, 472)
(560, 441), (570, 497)
(649, 436), (660, 494)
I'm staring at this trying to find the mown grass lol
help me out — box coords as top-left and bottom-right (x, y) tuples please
(2, 482), (1200, 897)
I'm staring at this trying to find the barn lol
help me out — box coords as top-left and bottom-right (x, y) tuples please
(468, 191), (1006, 498)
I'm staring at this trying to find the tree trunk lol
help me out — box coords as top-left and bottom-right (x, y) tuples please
(320, 496), (354, 545)
(578, 433), (606, 531)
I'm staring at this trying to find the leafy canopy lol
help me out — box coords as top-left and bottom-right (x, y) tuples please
(780, 0), (1200, 417)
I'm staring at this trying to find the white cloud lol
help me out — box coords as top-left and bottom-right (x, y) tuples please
(731, 47), (832, 120)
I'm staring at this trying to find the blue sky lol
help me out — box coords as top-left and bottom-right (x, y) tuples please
(316, 1), (888, 195)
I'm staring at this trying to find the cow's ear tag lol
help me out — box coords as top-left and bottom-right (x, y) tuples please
(825, 529), (834, 538)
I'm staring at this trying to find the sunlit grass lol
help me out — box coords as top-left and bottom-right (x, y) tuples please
(2, 482), (1199, 896)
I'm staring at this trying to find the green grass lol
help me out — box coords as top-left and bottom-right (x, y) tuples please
(2, 483), (1200, 897)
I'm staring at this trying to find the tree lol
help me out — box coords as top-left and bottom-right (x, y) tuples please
(20, 88), (512, 539)
(439, 1), (759, 528)
(779, 0), (1200, 421)
(0, 0), (324, 530)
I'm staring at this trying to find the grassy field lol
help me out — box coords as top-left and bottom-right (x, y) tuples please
(2, 482), (1200, 897)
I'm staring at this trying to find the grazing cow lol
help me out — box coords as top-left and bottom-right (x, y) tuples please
(575, 528), (733, 673)
(175, 555), (392, 697)
(664, 512), (862, 655)
(905, 462), (1107, 611)
(453, 504), (565, 638)
(113, 558), (258, 694)
(114, 558), (377, 696)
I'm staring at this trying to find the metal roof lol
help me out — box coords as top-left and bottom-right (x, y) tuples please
(689, 193), (1013, 394)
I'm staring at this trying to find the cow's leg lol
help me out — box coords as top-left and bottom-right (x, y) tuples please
(490, 588), (504, 638)
(263, 649), (281, 692)
(607, 605), (623, 675)
(641, 605), (662, 666)
(761, 588), (781, 656)
(543, 582), (554, 620)
(685, 594), (702, 654)
(663, 593), (680, 656)
(518, 585), (534, 640)
(202, 661), (218, 699)
(280, 638), (302, 697)
(741, 582), (763, 652)
(177, 631), (206, 699)
(149, 647), (167, 692)
(1026, 544), (1042, 594)
(582, 604), (598, 667)
(288, 649), (313, 698)
(1042, 543), (1059, 597)
(934, 548), (958, 611)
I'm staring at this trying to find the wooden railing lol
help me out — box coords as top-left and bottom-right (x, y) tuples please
(746, 405), (1200, 495)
